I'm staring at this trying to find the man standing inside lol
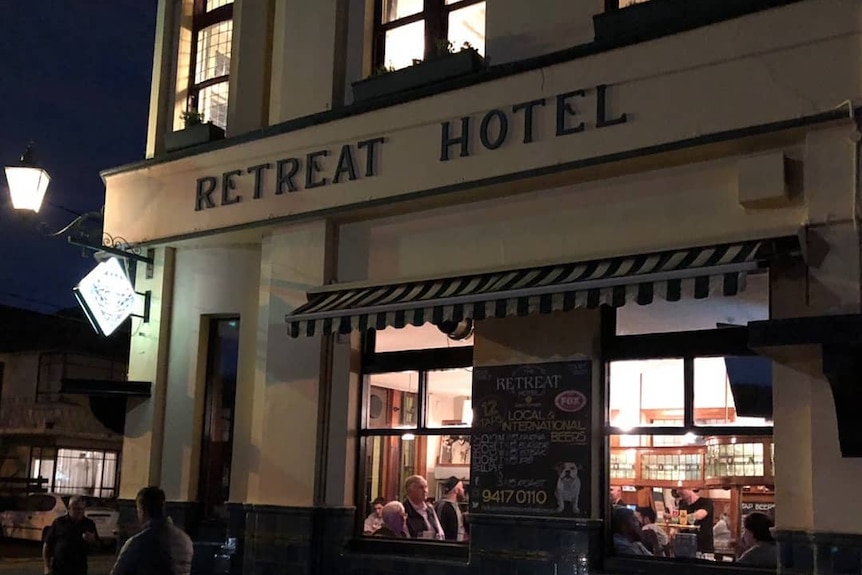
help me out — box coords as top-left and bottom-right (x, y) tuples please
(43, 496), (99, 575)
(402, 475), (444, 540)
(677, 488), (714, 554)
(434, 476), (467, 541)
(110, 486), (194, 575)
(609, 486), (624, 507)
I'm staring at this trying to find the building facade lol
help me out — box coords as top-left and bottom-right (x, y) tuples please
(0, 306), (128, 498)
(103, 0), (862, 573)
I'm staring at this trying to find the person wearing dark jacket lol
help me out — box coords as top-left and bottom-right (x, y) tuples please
(109, 486), (193, 575)
(43, 496), (100, 575)
(434, 476), (467, 541)
(402, 475), (444, 539)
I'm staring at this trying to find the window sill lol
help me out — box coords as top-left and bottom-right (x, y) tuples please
(164, 123), (226, 154)
(352, 49), (485, 104)
(603, 555), (776, 575)
(345, 536), (469, 562)
(593, 0), (803, 49)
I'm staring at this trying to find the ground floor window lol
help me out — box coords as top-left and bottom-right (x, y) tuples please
(30, 448), (119, 498)
(360, 324), (473, 542)
(607, 342), (775, 568)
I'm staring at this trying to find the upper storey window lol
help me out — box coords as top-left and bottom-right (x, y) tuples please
(375, 0), (486, 71)
(189, 0), (234, 129)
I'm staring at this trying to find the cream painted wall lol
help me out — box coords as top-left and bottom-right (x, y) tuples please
(227, 0), (273, 135)
(231, 222), (335, 506)
(769, 126), (862, 534)
(485, 0), (602, 64)
(120, 247), (175, 499)
(269, 0), (344, 124)
(338, 154), (805, 284)
(105, 0), (862, 244)
(474, 310), (602, 518)
(160, 246), (260, 502)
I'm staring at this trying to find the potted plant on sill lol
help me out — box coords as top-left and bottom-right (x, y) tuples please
(352, 41), (485, 103)
(164, 109), (226, 153)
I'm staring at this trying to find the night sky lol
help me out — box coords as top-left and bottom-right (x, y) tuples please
(0, 2), (157, 313)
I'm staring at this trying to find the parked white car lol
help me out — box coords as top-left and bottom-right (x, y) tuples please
(0, 493), (66, 542)
(0, 494), (119, 545)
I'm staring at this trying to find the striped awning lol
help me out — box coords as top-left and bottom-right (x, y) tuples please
(286, 237), (794, 337)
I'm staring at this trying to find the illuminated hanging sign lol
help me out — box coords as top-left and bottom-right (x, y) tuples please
(73, 257), (137, 336)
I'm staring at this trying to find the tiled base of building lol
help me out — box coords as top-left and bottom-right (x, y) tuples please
(116, 504), (862, 574)
(776, 529), (862, 575)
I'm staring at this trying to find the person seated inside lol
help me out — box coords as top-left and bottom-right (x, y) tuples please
(612, 506), (653, 556)
(363, 497), (386, 535)
(636, 506), (668, 554)
(737, 512), (777, 568)
(372, 501), (408, 538)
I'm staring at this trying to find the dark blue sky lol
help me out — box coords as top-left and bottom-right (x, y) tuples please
(0, 2), (156, 312)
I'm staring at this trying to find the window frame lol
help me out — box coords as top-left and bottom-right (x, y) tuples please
(372, 0), (485, 70)
(355, 328), (473, 549)
(604, 325), (775, 572)
(188, 0), (234, 120)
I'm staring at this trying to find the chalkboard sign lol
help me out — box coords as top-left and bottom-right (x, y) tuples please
(470, 361), (592, 517)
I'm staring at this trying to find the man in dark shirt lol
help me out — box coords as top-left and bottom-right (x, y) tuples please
(677, 488), (714, 554)
(43, 496), (99, 575)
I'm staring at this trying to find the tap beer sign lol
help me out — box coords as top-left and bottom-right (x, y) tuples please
(470, 360), (592, 517)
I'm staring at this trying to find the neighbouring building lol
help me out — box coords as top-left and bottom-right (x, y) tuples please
(102, 1), (862, 574)
(0, 305), (131, 499)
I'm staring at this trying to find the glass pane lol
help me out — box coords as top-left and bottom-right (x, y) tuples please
(384, 20), (425, 70)
(609, 359), (684, 428)
(366, 372), (419, 429)
(617, 271), (768, 336)
(447, 2), (485, 55)
(362, 434), (469, 541)
(374, 324), (473, 352)
(382, 0), (423, 23)
(198, 81), (229, 129)
(426, 368), (472, 428)
(206, 0), (232, 10)
(195, 20), (233, 84)
(694, 357), (772, 426)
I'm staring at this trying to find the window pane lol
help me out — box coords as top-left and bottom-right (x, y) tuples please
(617, 272), (768, 336)
(374, 324), (473, 352)
(609, 359), (684, 428)
(426, 368), (472, 428)
(366, 372), (419, 429)
(195, 20), (233, 84)
(694, 357), (772, 426)
(206, 0), (232, 11)
(384, 20), (425, 70)
(382, 0), (423, 23)
(54, 450), (118, 496)
(362, 434), (469, 541)
(447, 2), (485, 55)
(198, 81), (229, 129)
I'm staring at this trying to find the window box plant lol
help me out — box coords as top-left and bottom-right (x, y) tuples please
(164, 109), (225, 153)
(352, 42), (485, 104)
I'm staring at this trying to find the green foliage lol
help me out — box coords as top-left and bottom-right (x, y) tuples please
(180, 109), (205, 127)
(371, 64), (396, 77)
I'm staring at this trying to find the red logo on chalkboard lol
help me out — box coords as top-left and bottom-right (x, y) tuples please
(555, 390), (587, 413)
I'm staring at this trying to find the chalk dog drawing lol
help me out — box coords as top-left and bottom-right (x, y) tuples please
(555, 462), (582, 514)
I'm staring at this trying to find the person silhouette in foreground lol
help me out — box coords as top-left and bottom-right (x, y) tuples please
(110, 486), (194, 575)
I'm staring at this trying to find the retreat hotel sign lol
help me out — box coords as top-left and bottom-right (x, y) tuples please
(194, 84), (628, 211)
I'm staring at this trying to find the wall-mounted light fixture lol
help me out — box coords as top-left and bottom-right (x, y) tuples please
(4, 143), (153, 335)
